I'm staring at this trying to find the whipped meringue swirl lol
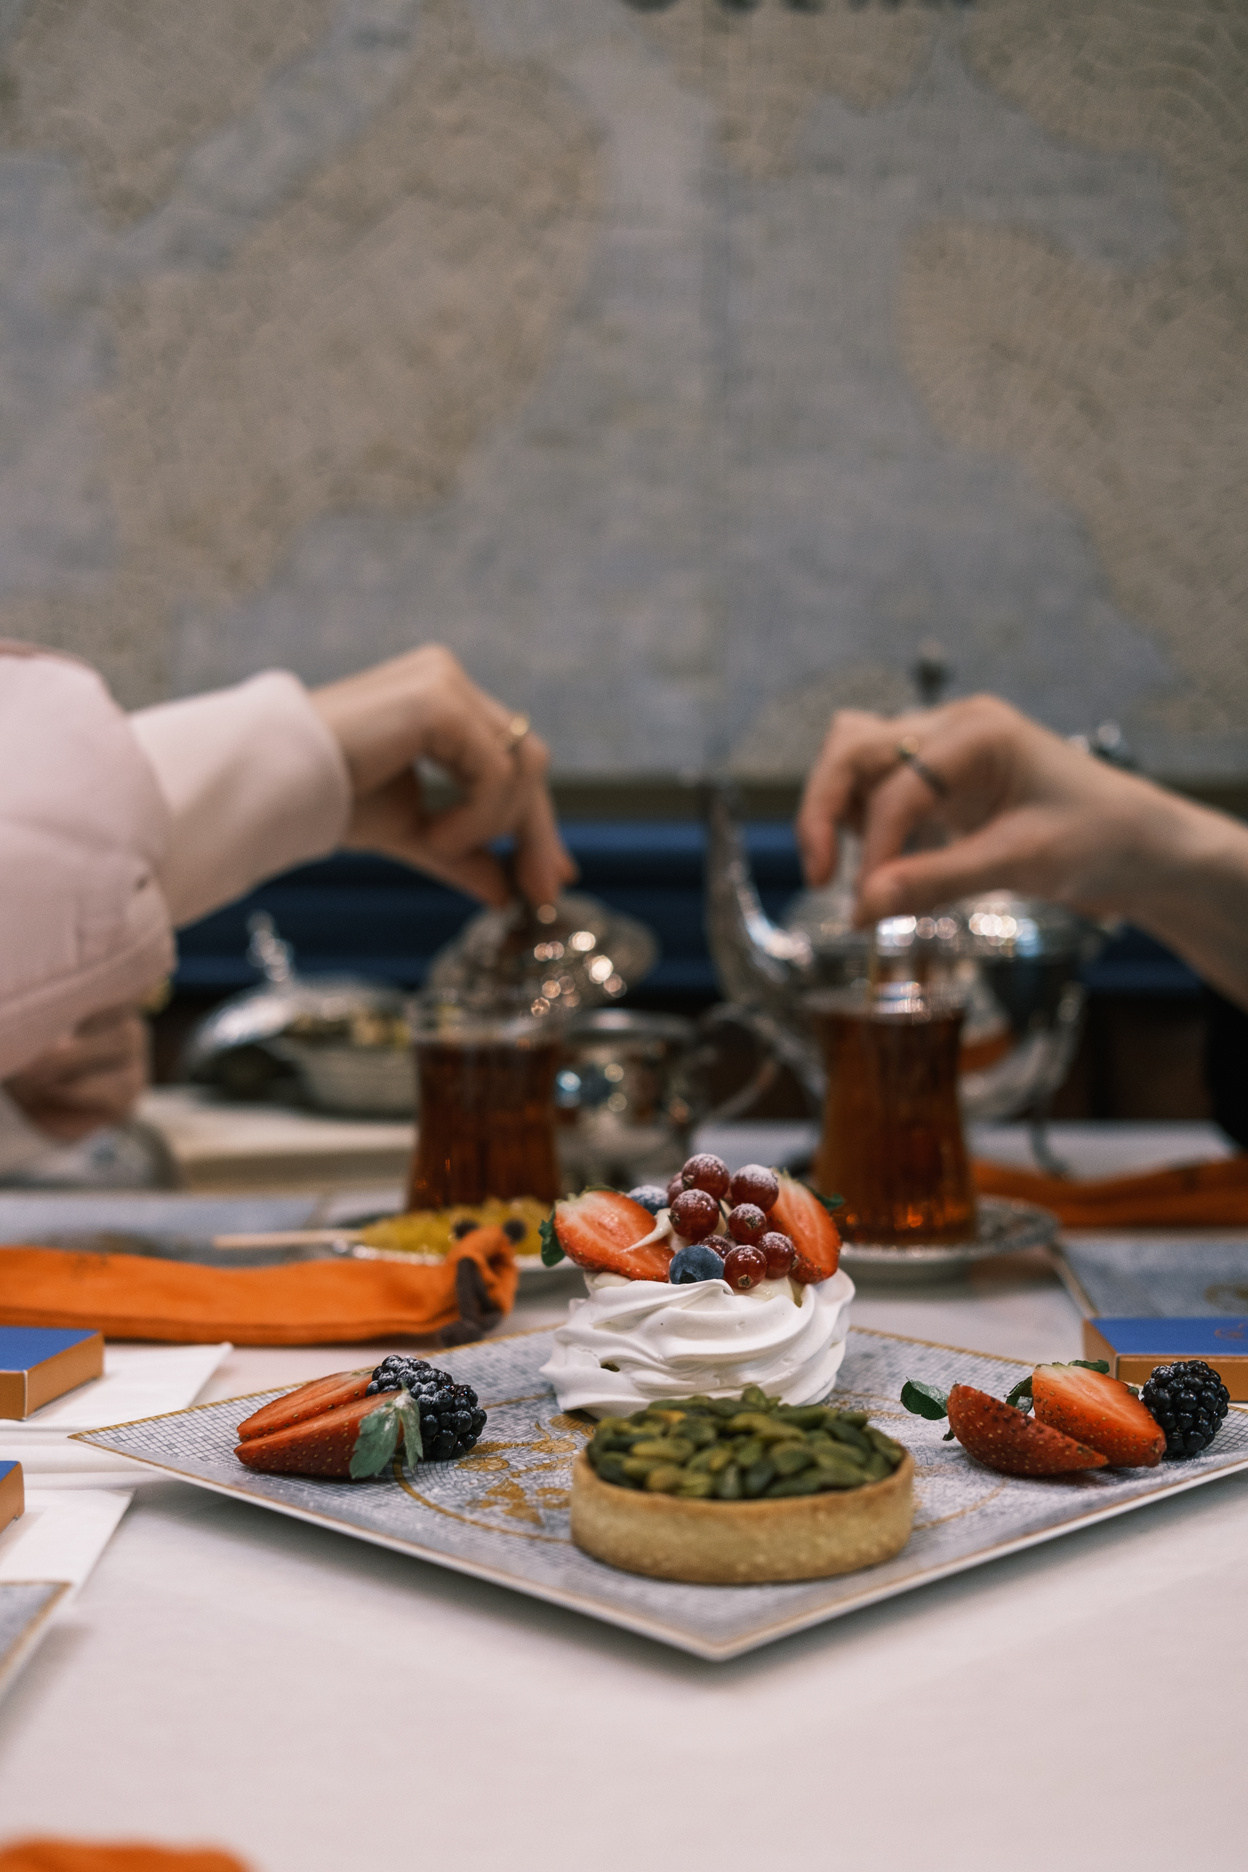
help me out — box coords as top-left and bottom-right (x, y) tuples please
(540, 1268), (855, 1417)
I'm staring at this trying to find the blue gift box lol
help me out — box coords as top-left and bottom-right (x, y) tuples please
(0, 1459), (22, 1532)
(0, 1327), (104, 1420)
(1083, 1317), (1248, 1398)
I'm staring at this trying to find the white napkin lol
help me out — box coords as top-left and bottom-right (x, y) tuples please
(0, 1486), (132, 1597)
(0, 1341), (231, 1482)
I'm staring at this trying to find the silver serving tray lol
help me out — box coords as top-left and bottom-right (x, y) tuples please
(838, 1195), (1058, 1284)
(73, 1326), (1248, 1661)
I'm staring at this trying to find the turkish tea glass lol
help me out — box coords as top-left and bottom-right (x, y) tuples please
(406, 991), (562, 1210)
(808, 977), (976, 1245)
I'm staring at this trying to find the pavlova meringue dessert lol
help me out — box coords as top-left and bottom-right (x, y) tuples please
(540, 1153), (854, 1416)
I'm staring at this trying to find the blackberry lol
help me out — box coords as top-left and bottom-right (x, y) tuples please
(1140, 1359), (1229, 1459)
(366, 1357), (486, 1459)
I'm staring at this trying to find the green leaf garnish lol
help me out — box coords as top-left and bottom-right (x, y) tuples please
(900, 1379), (949, 1420)
(807, 1187), (845, 1215)
(393, 1390), (424, 1468)
(350, 1398), (402, 1478)
(1069, 1359), (1111, 1374)
(349, 1390), (426, 1479)
(539, 1211), (565, 1267)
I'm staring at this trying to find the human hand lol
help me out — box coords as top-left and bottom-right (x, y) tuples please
(311, 646), (576, 908)
(795, 694), (1194, 926)
(4, 1005), (150, 1142)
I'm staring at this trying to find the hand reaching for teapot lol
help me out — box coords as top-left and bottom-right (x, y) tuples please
(795, 693), (1248, 1012)
(311, 646), (576, 909)
(4, 1004), (149, 1142)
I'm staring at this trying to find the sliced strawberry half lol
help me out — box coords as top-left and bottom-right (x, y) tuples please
(769, 1174), (841, 1285)
(551, 1190), (672, 1281)
(237, 1368), (374, 1443)
(947, 1384), (1108, 1477)
(1032, 1364), (1165, 1468)
(236, 1391), (406, 1478)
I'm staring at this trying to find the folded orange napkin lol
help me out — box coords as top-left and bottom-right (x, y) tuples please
(974, 1154), (1248, 1229)
(0, 1229), (517, 1345)
(0, 1845), (248, 1872)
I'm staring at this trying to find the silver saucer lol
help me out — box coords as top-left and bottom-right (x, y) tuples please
(838, 1196), (1059, 1285)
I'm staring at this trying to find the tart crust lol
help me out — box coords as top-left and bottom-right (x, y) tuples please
(570, 1449), (914, 1584)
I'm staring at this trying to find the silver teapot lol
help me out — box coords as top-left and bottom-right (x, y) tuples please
(553, 1005), (778, 1193)
(704, 789), (1103, 1154)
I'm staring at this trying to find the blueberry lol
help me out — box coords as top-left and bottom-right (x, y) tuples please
(628, 1184), (670, 1215)
(669, 1244), (729, 1285)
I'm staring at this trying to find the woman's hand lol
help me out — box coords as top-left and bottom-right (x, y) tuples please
(795, 695), (1179, 923)
(4, 1005), (150, 1142)
(311, 646), (575, 908)
(795, 693), (1248, 1011)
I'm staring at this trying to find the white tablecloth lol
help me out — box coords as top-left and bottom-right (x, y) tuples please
(1, 1125), (1244, 1871)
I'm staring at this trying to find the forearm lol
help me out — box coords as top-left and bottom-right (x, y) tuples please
(1125, 793), (1248, 1014)
(130, 672), (351, 926)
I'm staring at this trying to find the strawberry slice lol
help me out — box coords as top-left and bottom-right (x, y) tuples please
(235, 1391), (410, 1478)
(947, 1384), (1108, 1476)
(237, 1369), (374, 1443)
(1032, 1364), (1165, 1467)
(551, 1190), (672, 1281)
(769, 1173), (841, 1285)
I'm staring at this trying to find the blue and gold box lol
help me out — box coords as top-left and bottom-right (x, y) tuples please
(0, 1327), (104, 1420)
(1082, 1317), (1248, 1399)
(0, 1460), (23, 1533)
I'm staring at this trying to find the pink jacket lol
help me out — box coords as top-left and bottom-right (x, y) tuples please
(0, 647), (349, 1082)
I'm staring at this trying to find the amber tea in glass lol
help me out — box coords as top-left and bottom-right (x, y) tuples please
(406, 995), (561, 1210)
(809, 981), (976, 1244)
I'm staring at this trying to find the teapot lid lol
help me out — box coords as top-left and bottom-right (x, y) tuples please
(425, 891), (657, 1015)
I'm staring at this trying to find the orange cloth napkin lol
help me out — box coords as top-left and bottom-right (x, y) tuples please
(0, 1229), (517, 1345)
(0, 1845), (247, 1872)
(974, 1154), (1248, 1229)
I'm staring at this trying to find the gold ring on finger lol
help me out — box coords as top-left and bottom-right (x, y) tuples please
(502, 712), (531, 755)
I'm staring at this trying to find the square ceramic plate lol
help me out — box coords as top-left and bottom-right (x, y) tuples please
(0, 1580), (69, 1699)
(73, 1327), (1248, 1661)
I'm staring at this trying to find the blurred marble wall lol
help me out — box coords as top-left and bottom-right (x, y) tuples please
(0, 0), (1243, 782)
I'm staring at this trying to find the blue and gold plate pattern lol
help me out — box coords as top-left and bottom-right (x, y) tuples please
(73, 1328), (1248, 1660)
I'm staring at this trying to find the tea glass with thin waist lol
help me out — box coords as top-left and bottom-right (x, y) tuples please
(808, 918), (977, 1245)
(406, 989), (563, 1210)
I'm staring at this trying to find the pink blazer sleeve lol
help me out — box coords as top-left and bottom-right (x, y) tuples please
(0, 652), (350, 1078)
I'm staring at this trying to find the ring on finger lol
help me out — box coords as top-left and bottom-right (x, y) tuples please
(501, 712), (531, 755)
(895, 735), (949, 799)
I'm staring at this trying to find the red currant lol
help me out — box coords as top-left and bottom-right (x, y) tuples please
(703, 1234), (732, 1260)
(726, 1202), (767, 1244)
(665, 1172), (685, 1209)
(759, 1231), (796, 1279)
(722, 1244), (768, 1292)
(680, 1153), (731, 1201)
(728, 1164), (779, 1213)
(669, 1187), (720, 1242)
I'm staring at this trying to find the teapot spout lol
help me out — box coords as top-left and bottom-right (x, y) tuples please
(703, 787), (822, 1106)
(704, 786), (813, 1010)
